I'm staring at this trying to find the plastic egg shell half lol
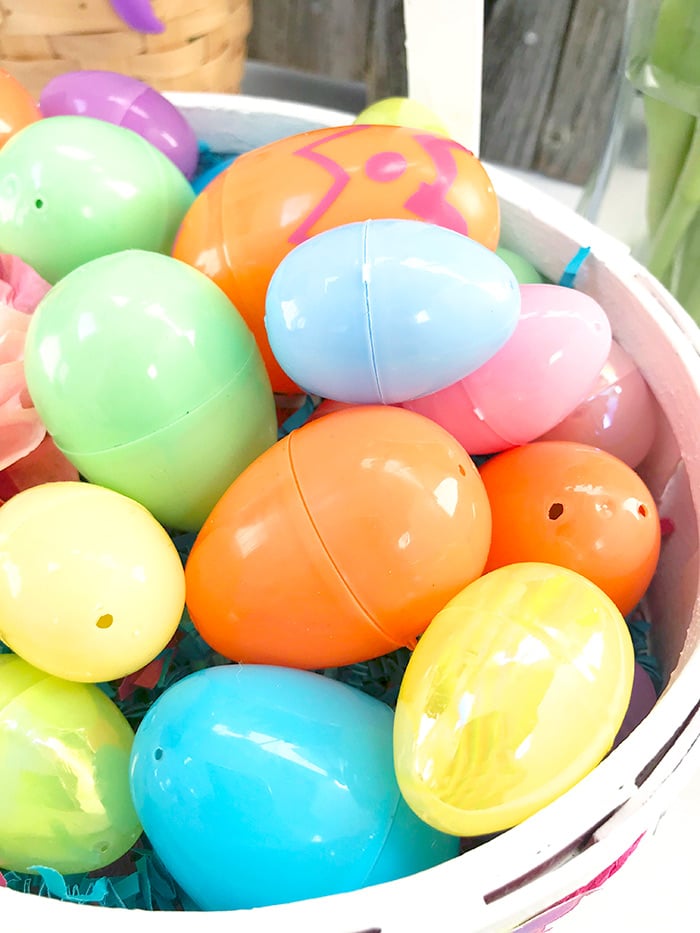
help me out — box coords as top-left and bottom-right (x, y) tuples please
(185, 405), (492, 669)
(23, 250), (278, 532)
(538, 339), (659, 468)
(173, 122), (500, 393)
(0, 482), (185, 683)
(479, 440), (661, 616)
(129, 664), (459, 910)
(265, 219), (520, 404)
(393, 562), (635, 837)
(40, 70), (199, 179)
(401, 284), (612, 454)
(0, 115), (195, 284)
(0, 68), (41, 150)
(0, 654), (142, 874)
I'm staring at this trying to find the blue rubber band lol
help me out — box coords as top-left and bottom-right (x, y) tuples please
(558, 246), (591, 289)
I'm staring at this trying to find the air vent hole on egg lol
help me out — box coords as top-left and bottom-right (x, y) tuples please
(548, 502), (564, 520)
(96, 613), (114, 629)
(639, 503), (648, 517)
(154, 747), (164, 761)
(95, 841), (110, 853)
(458, 464), (466, 476)
(34, 198), (44, 210)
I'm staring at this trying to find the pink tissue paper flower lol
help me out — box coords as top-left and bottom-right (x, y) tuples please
(0, 254), (79, 502)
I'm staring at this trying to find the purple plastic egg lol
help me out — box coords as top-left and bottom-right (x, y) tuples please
(40, 70), (198, 179)
(613, 662), (657, 748)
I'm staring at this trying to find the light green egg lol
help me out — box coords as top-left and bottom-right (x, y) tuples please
(0, 115), (195, 284)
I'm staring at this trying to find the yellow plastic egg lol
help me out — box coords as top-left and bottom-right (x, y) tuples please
(354, 96), (450, 136)
(0, 482), (185, 683)
(393, 562), (635, 837)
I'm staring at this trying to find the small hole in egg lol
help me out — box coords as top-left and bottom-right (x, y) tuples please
(96, 613), (113, 629)
(638, 503), (648, 517)
(548, 502), (564, 520)
(95, 841), (110, 854)
(458, 464), (466, 476)
(154, 747), (164, 761)
(34, 198), (44, 210)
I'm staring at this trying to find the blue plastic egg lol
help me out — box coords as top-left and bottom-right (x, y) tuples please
(129, 665), (459, 910)
(264, 219), (520, 404)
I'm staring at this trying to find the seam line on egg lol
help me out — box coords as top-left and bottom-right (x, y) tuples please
(362, 221), (385, 404)
(286, 430), (400, 647)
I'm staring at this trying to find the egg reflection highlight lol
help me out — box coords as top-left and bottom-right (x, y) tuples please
(393, 562), (635, 837)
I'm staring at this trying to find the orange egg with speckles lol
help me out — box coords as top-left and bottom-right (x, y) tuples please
(173, 124), (500, 393)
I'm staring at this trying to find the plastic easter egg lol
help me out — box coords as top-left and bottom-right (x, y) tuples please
(0, 654), (142, 873)
(0, 115), (195, 283)
(0, 482), (185, 682)
(23, 250), (277, 532)
(393, 562), (635, 836)
(613, 662), (658, 748)
(495, 245), (547, 284)
(173, 122), (500, 392)
(130, 664), (459, 910)
(479, 441), (661, 616)
(186, 406), (492, 669)
(265, 220), (520, 404)
(538, 339), (658, 468)
(40, 70), (199, 178)
(355, 96), (450, 135)
(401, 284), (612, 454)
(0, 68), (40, 149)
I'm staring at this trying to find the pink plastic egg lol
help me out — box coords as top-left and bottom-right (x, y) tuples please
(39, 70), (198, 179)
(401, 284), (612, 454)
(537, 339), (658, 468)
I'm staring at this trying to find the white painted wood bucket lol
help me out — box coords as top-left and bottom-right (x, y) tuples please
(3, 91), (700, 933)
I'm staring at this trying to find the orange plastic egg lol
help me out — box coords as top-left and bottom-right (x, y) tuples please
(0, 69), (40, 149)
(185, 406), (492, 669)
(479, 441), (661, 616)
(173, 124), (500, 393)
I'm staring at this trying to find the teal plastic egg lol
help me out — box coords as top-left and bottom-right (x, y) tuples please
(0, 115), (194, 283)
(23, 250), (278, 532)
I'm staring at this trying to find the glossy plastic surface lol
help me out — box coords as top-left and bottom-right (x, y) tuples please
(108, 0), (164, 33)
(40, 71), (199, 178)
(173, 123), (500, 393)
(401, 284), (612, 454)
(192, 154), (237, 194)
(0, 654), (141, 873)
(0, 69), (40, 150)
(0, 115), (195, 283)
(538, 339), (659, 468)
(265, 219), (519, 404)
(0, 482), (185, 682)
(354, 96), (449, 135)
(394, 562), (635, 836)
(23, 250), (277, 531)
(479, 441), (661, 616)
(130, 665), (458, 910)
(495, 246), (547, 284)
(185, 406), (492, 669)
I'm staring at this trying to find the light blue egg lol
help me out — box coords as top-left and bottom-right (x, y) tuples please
(129, 664), (458, 910)
(264, 218), (520, 404)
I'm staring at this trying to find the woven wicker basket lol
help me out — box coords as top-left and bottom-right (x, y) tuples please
(0, 0), (251, 98)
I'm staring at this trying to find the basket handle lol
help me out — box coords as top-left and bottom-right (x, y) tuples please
(403, 0), (484, 153)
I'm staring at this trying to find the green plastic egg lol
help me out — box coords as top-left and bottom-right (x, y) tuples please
(23, 250), (278, 532)
(0, 654), (142, 874)
(495, 246), (547, 284)
(0, 115), (195, 283)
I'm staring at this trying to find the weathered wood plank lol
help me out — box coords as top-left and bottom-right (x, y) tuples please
(365, 0), (407, 100)
(533, 0), (627, 184)
(480, 0), (575, 171)
(247, 0), (373, 82)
